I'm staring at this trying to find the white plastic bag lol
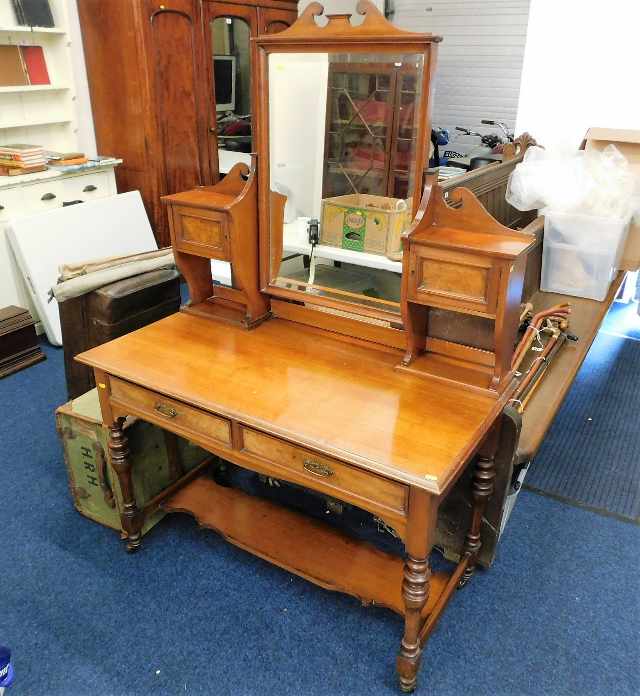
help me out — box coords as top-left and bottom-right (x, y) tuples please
(506, 144), (638, 222)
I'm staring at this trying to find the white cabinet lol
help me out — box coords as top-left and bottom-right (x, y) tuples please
(62, 171), (112, 202)
(0, 165), (119, 324)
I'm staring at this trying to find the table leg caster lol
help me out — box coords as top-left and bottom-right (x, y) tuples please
(397, 642), (422, 694)
(126, 534), (142, 553)
(399, 675), (418, 693)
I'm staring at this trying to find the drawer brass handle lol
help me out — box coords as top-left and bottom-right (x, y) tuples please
(41, 192), (56, 201)
(154, 402), (177, 419)
(303, 459), (334, 478)
(83, 184), (97, 192)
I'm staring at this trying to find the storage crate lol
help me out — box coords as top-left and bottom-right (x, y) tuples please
(540, 212), (630, 301)
(319, 193), (409, 256)
(56, 389), (212, 536)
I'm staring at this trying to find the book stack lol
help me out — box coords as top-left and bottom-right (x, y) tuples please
(0, 144), (47, 176)
(46, 151), (88, 166)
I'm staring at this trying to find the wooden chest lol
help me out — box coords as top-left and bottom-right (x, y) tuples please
(0, 305), (45, 378)
(59, 269), (180, 399)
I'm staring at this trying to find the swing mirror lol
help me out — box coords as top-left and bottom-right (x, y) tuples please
(256, 2), (439, 324)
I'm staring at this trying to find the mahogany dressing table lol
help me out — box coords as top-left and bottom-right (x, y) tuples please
(77, 3), (537, 691)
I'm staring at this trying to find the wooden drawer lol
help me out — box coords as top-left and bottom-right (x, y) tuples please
(408, 245), (499, 317)
(109, 377), (232, 447)
(240, 427), (408, 520)
(171, 204), (230, 260)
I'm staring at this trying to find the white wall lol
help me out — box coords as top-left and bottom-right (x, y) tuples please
(515, 0), (640, 149)
(298, 0), (384, 19)
(392, 0), (531, 135)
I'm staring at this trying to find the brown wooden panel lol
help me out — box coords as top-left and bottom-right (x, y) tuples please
(241, 427), (408, 519)
(150, 4), (205, 196)
(182, 216), (224, 245)
(77, 1), (148, 172)
(408, 246), (499, 317)
(163, 476), (449, 617)
(109, 376), (232, 447)
(419, 258), (489, 302)
(173, 205), (231, 259)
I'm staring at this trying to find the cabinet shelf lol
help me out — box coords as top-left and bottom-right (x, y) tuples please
(0, 25), (66, 34)
(0, 85), (70, 94)
(0, 118), (71, 129)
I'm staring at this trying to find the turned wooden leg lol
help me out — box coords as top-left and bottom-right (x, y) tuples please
(396, 489), (438, 693)
(459, 451), (496, 587)
(397, 555), (430, 692)
(108, 418), (142, 553)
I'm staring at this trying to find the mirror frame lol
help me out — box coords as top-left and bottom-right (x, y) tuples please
(254, 0), (441, 324)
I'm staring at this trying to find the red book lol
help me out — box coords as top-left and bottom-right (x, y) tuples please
(20, 46), (50, 85)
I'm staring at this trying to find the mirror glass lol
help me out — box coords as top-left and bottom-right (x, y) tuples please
(212, 17), (252, 153)
(268, 52), (425, 317)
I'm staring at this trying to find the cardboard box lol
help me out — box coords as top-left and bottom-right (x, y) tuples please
(582, 128), (640, 271)
(319, 193), (409, 257)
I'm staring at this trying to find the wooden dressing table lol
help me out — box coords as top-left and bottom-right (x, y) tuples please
(77, 3), (540, 691)
(79, 310), (511, 693)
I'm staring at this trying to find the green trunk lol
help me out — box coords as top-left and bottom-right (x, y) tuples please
(56, 388), (212, 537)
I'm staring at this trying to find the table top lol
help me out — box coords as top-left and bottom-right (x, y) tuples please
(77, 312), (508, 494)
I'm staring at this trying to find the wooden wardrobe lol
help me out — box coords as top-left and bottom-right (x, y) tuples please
(78, 0), (299, 247)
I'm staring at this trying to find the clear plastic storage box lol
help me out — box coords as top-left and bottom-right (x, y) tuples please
(541, 212), (630, 301)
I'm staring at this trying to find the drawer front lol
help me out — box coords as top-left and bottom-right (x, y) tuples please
(241, 427), (407, 519)
(22, 180), (66, 214)
(408, 246), (499, 317)
(62, 172), (111, 203)
(0, 187), (23, 222)
(109, 377), (232, 447)
(172, 204), (230, 260)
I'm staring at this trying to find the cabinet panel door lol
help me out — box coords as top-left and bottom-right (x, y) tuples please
(148, 2), (209, 200)
(256, 7), (298, 35)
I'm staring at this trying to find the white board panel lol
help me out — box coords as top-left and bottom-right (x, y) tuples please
(392, 0), (531, 136)
(8, 191), (157, 346)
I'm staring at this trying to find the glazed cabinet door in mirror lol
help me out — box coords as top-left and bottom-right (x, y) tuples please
(204, 1), (258, 179)
(204, 1), (298, 181)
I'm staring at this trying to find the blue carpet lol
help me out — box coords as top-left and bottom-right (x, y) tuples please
(600, 299), (640, 341)
(1, 340), (640, 696)
(526, 310), (640, 522)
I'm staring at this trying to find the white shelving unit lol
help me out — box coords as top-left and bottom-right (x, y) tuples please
(0, 1), (80, 151)
(0, 1), (120, 333)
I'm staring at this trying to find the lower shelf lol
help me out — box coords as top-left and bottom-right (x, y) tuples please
(163, 476), (449, 616)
